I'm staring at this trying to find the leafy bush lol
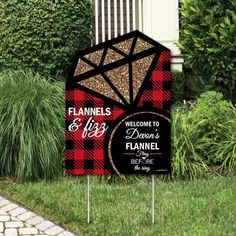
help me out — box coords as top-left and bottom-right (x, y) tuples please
(193, 92), (236, 172)
(0, 70), (64, 180)
(172, 70), (205, 102)
(212, 117), (236, 174)
(191, 92), (232, 131)
(0, 0), (93, 78)
(172, 107), (209, 179)
(171, 71), (185, 102)
(172, 91), (236, 178)
(179, 0), (236, 81)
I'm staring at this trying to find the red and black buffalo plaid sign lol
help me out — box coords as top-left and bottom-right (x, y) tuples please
(65, 31), (171, 175)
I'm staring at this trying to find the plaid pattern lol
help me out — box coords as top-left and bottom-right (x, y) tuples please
(65, 90), (124, 174)
(137, 50), (171, 114)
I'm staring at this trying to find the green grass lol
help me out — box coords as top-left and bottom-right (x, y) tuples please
(1, 176), (236, 236)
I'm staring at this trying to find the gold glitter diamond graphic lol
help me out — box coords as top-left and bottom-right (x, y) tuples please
(73, 32), (158, 106)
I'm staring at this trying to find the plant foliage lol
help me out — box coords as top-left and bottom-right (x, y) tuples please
(0, 70), (64, 180)
(193, 92), (236, 172)
(172, 70), (205, 102)
(179, 0), (236, 82)
(172, 91), (236, 178)
(0, 0), (93, 78)
(172, 107), (209, 179)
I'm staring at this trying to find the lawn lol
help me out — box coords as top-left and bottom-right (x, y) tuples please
(0, 176), (236, 236)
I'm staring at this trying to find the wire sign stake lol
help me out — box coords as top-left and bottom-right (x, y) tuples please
(152, 174), (155, 224)
(87, 175), (90, 223)
(65, 31), (171, 224)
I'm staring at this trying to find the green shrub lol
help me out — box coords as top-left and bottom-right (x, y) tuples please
(212, 117), (236, 174)
(0, 70), (64, 180)
(191, 91), (232, 133)
(172, 70), (205, 102)
(172, 107), (209, 179)
(0, 0), (93, 78)
(171, 71), (185, 102)
(179, 0), (236, 81)
(193, 92), (236, 172)
(172, 91), (236, 178)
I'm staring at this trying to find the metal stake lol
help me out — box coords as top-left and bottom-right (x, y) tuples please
(152, 174), (155, 224)
(87, 175), (90, 223)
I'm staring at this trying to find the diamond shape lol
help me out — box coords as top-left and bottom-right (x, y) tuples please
(70, 31), (168, 107)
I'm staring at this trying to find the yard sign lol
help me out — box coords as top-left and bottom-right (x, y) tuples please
(65, 31), (171, 175)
